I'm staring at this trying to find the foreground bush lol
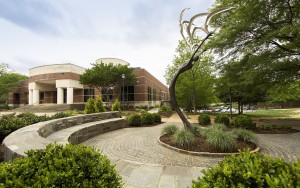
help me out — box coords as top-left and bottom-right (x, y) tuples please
(0, 143), (123, 187)
(162, 124), (178, 136)
(214, 114), (230, 126)
(173, 129), (195, 148)
(198, 114), (211, 125)
(192, 150), (300, 187)
(234, 115), (255, 129)
(128, 114), (142, 126)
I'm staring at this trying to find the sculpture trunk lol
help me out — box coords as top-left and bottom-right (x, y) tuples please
(169, 33), (212, 132)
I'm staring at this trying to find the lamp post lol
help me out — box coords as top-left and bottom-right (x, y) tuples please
(122, 74), (125, 109)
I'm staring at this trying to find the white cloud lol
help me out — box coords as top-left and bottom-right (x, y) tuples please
(0, 0), (214, 84)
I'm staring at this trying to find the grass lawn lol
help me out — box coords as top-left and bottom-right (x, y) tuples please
(244, 108), (300, 119)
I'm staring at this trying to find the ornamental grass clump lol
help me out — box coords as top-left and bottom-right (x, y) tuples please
(200, 123), (226, 138)
(233, 128), (258, 144)
(198, 114), (211, 125)
(162, 124), (178, 136)
(206, 129), (236, 152)
(173, 129), (195, 148)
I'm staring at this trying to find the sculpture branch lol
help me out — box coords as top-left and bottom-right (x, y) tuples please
(169, 33), (212, 131)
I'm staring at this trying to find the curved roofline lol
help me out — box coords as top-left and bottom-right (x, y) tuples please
(96, 57), (130, 65)
(29, 63), (86, 70)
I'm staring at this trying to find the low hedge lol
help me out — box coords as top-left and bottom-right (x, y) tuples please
(192, 149), (300, 187)
(0, 143), (123, 187)
(198, 114), (211, 125)
(141, 113), (154, 125)
(128, 114), (142, 126)
(234, 115), (255, 129)
(214, 114), (230, 126)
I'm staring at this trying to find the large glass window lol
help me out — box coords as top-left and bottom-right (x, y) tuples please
(153, 89), (156, 101)
(121, 86), (134, 101)
(84, 89), (95, 102)
(101, 87), (114, 102)
(148, 87), (152, 101)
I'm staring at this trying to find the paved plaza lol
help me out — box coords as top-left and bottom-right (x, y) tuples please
(81, 114), (300, 188)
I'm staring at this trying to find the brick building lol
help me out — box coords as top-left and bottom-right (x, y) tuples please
(8, 58), (169, 107)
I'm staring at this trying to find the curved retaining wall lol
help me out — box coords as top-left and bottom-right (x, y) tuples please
(3, 112), (124, 161)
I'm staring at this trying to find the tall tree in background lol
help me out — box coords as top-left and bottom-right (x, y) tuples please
(209, 0), (300, 85)
(0, 64), (28, 103)
(165, 40), (216, 113)
(79, 63), (136, 101)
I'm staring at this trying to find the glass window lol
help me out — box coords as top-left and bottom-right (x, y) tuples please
(84, 89), (95, 102)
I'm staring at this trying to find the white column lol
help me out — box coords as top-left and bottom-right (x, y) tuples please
(32, 89), (39, 105)
(28, 90), (33, 105)
(57, 87), (64, 104)
(67, 87), (74, 104)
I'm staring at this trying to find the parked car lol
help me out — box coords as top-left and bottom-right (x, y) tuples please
(221, 107), (237, 113)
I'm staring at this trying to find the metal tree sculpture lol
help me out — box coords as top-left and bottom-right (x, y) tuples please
(169, 7), (233, 131)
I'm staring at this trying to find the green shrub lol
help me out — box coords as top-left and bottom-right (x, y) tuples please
(66, 109), (78, 116)
(152, 113), (161, 123)
(173, 129), (195, 148)
(200, 124), (227, 138)
(1, 113), (15, 119)
(233, 128), (258, 144)
(141, 113), (154, 125)
(95, 95), (106, 112)
(51, 112), (70, 119)
(84, 97), (97, 114)
(0, 143), (123, 187)
(17, 112), (41, 125)
(214, 114), (230, 126)
(162, 124), (178, 136)
(191, 149), (300, 187)
(128, 114), (142, 126)
(234, 115), (255, 129)
(0, 104), (10, 110)
(206, 129), (236, 152)
(112, 99), (121, 112)
(198, 114), (211, 125)
(159, 105), (172, 113)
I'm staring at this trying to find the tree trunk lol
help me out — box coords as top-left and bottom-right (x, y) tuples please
(169, 33), (212, 132)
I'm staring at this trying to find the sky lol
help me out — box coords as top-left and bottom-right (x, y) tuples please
(0, 0), (214, 85)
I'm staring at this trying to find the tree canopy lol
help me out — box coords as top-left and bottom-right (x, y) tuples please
(0, 71), (28, 103)
(165, 40), (216, 112)
(209, 0), (300, 108)
(79, 63), (136, 99)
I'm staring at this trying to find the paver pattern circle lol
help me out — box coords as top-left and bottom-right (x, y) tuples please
(83, 123), (300, 167)
(83, 123), (221, 167)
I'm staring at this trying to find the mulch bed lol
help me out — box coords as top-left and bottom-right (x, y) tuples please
(160, 134), (257, 153)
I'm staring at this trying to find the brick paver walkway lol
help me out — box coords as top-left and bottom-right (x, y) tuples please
(82, 114), (300, 187)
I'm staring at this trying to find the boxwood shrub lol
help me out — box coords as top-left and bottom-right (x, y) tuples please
(214, 114), (230, 126)
(0, 143), (123, 187)
(198, 114), (211, 125)
(128, 114), (142, 126)
(234, 115), (255, 129)
(152, 113), (161, 123)
(141, 112), (154, 125)
(192, 149), (300, 187)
